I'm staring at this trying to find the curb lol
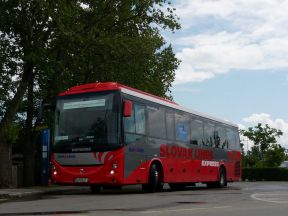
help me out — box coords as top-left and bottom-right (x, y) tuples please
(0, 190), (43, 200)
(0, 186), (88, 202)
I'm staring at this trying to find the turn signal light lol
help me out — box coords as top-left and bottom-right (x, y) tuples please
(112, 163), (118, 169)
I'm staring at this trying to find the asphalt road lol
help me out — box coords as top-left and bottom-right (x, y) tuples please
(1, 181), (288, 216)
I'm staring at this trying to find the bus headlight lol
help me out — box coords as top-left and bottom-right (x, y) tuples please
(110, 170), (115, 175)
(51, 164), (57, 176)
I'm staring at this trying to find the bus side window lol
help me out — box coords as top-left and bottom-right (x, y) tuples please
(148, 106), (166, 139)
(175, 113), (190, 142)
(204, 122), (214, 147)
(235, 129), (241, 151)
(214, 130), (220, 148)
(215, 124), (226, 148)
(226, 128), (239, 150)
(221, 127), (229, 149)
(225, 127), (236, 150)
(134, 104), (145, 135)
(124, 102), (146, 145)
(166, 110), (175, 140)
(190, 119), (204, 145)
(124, 103), (135, 133)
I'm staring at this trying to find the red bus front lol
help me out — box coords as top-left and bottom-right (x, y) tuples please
(50, 90), (126, 186)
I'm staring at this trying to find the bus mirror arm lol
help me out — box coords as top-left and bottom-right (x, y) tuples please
(123, 100), (132, 117)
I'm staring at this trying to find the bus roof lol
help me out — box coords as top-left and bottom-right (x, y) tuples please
(59, 82), (238, 128)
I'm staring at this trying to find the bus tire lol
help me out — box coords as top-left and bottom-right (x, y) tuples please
(142, 164), (163, 193)
(90, 185), (101, 194)
(206, 167), (227, 188)
(218, 167), (227, 188)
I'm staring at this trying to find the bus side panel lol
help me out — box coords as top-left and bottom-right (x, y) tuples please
(226, 151), (242, 182)
(122, 136), (148, 185)
(120, 92), (241, 186)
(121, 143), (241, 185)
(161, 157), (201, 183)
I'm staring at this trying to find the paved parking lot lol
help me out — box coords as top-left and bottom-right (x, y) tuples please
(0, 181), (288, 216)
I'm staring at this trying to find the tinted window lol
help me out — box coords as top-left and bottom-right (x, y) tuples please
(124, 103), (146, 135)
(204, 122), (214, 147)
(214, 124), (226, 148)
(226, 128), (235, 150)
(234, 129), (240, 150)
(124, 104), (135, 133)
(148, 106), (166, 139)
(54, 92), (120, 152)
(226, 128), (239, 150)
(166, 110), (175, 140)
(175, 113), (190, 142)
(190, 118), (204, 145)
(135, 104), (145, 134)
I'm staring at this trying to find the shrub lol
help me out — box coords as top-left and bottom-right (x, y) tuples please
(242, 167), (288, 181)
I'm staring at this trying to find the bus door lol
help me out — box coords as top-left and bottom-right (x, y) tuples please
(123, 102), (147, 184)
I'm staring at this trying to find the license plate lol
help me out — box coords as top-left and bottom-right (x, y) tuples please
(74, 178), (89, 183)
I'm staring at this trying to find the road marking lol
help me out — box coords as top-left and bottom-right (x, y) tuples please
(141, 206), (231, 214)
(251, 192), (288, 204)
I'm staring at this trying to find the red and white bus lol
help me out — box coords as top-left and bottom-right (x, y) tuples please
(50, 82), (241, 192)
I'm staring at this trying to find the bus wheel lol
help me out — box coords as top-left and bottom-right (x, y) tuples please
(90, 185), (101, 194)
(142, 164), (163, 193)
(218, 167), (227, 188)
(206, 167), (227, 188)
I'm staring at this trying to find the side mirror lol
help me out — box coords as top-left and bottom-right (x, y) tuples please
(123, 100), (132, 117)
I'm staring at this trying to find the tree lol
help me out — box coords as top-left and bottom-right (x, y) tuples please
(241, 123), (283, 167)
(38, 0), (180, 99)
(264, 144), (286, 167)
(0, 0), (180, 188)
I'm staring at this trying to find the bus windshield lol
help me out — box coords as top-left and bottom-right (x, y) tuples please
(53, 91), (120, 152)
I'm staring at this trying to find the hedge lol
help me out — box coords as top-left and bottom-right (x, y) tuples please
(242, 168), (288, 181)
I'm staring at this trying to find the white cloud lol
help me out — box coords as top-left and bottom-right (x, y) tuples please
(237, 123), (246, 130)
(175, 0), (288, 31)
(242, 113), (288, 149)
(175, 49), (215, 83)
(172, 0), (288, 84)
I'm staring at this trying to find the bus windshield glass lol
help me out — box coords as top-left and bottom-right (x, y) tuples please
(53, 91), (120, 152)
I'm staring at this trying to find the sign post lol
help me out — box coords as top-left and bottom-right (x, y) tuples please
(41, 128), (50, 186)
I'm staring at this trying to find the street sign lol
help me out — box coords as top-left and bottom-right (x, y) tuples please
(41, 129), (50, 186)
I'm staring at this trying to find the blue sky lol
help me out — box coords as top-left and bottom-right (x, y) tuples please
(165, 0), (288, 148)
